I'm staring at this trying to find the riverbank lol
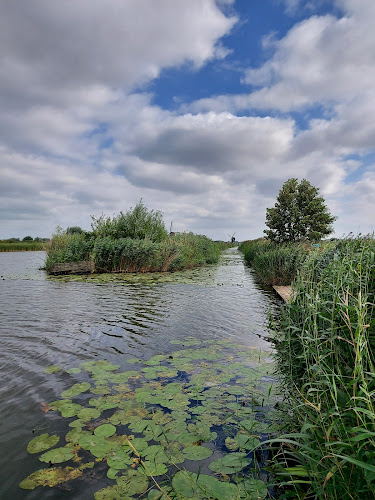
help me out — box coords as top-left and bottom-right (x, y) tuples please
(240, 237), (375, 499)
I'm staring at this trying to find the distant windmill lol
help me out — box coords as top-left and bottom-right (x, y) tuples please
(227, 232), (236, 243)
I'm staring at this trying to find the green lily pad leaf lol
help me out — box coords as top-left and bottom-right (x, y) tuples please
(69, 419), (84, 428)
(20, 463), (94, 490)
(44, 365), (62, 374)
(234, 433), (261, 450)
(126, 357), (141, 364)
(107, 450), (133, 470)
(196, 473), (239, 500)
(239, 478), (268, 499)
(182, 445), (213, 460)
(148, 487), (173, 500)
(27, 433), (60, 454)
(144, 445), (169, 463)
(65, 428), (90, 444)
(82, 360), (120, 372)
(208, 452), (251, 474)
(90, 385), (111, 395)
(225, 437), (239, 451)
(116, 469), (149, 495)
(107, 468), (120, 479)
(79, 434), (106, 450)
(94, 424), (116, 438)
(94, 486), (132, 500)
(171, 470), (197, 498)
(49, 399), (72, 410)
(61, 382), (91, 399)
(66, 367), (81, 374)
(39, 447), (74, 464)
(141, 461), (168, 476)
(77, 407), (101, 420)
(128, 437), (148, 453)
(59, 402), (83, 418)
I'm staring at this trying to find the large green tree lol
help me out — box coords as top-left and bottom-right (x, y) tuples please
(264, 178), (336, 243)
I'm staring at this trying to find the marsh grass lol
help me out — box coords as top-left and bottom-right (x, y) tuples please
(239, 239), (308, 285)
(0, 242), (46, 251)
(268, 237), (375, 499)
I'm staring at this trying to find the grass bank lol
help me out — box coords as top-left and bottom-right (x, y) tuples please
(240, 237), (375, 499)
(45, 203), (221, 274)
(0, 242), (46, 252)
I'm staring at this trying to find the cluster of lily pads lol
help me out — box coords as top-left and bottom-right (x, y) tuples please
(21, 338), (277, 499)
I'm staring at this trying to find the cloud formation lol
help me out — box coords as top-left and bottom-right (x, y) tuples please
(1, 0), (374, 239)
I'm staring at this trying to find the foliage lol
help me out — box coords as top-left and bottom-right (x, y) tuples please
(264, 178), (336, 243)
(239, 238), (308, 285)
(21, 338), (275, 498)
(22, 235), (33, 241)
(45, 230), (94, 270)
(45, 203), (220, 273)
(91, 201), (168, 243)
(66, 226), (85, 235)
(269, 236), (375, 499)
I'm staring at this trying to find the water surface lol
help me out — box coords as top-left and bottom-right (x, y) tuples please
(0, 249), (279, 499)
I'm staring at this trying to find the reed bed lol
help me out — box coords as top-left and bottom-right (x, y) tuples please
(0, 242), (46, 251)
(263, 237), (375, 499)
(239, 239), (308, 285)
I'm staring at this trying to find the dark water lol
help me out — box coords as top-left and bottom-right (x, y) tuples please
(0, 249), (279, 499)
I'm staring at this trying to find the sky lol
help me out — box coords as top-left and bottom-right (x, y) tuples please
(1, 0), (374, 241)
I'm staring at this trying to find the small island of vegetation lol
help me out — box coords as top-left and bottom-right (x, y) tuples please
(45, 201), (223, 275)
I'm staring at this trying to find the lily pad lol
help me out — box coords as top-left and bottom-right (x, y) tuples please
(20, 463), (94, 490)
(182, 445), (213, 460)
(27, 433), (60, 454)
(77, 407), (101, 420)
(61, 382), (91, 399)
(66, 367), (81, 374)
(208, 452), (251, 474)
(141, 461), (168, 476)
(94, 424), (116, 438)
(39, 447), (75, 464)
(44, 365), (62, 374)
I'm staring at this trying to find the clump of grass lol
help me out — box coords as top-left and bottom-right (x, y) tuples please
(269, 237), (375, 499)
(239, 238), (308, 285)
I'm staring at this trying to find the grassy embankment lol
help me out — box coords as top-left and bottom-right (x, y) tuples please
(239, 237), (375, 499)
(45, 202), (222, 274)
(0, 241), (46, 252)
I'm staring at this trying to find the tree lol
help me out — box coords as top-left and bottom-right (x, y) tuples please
(66, 226), (84, 235)
(264, 178), (336, 243)
(22, 236), (33, 241)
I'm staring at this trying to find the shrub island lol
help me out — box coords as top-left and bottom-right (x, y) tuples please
(45, 202), (221, 275)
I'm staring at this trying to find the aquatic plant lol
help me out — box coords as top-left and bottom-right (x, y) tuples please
(269, 237), (375, 499)
(239, 239), (308, 285)
(21, 338), (278, 498)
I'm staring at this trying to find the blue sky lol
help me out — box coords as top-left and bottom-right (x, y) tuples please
(1, 0), (374, 240)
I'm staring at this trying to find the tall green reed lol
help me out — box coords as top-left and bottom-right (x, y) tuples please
(269, 237), (375, 499)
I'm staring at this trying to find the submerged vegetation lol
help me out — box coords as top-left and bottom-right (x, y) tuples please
(240, 237), (375, 499)
(21, 338), (277, 498)
(45, 202), (221, 274)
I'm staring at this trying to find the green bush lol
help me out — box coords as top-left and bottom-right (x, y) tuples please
(45, 231), (94, 270)
(91, 201), (168, 242)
